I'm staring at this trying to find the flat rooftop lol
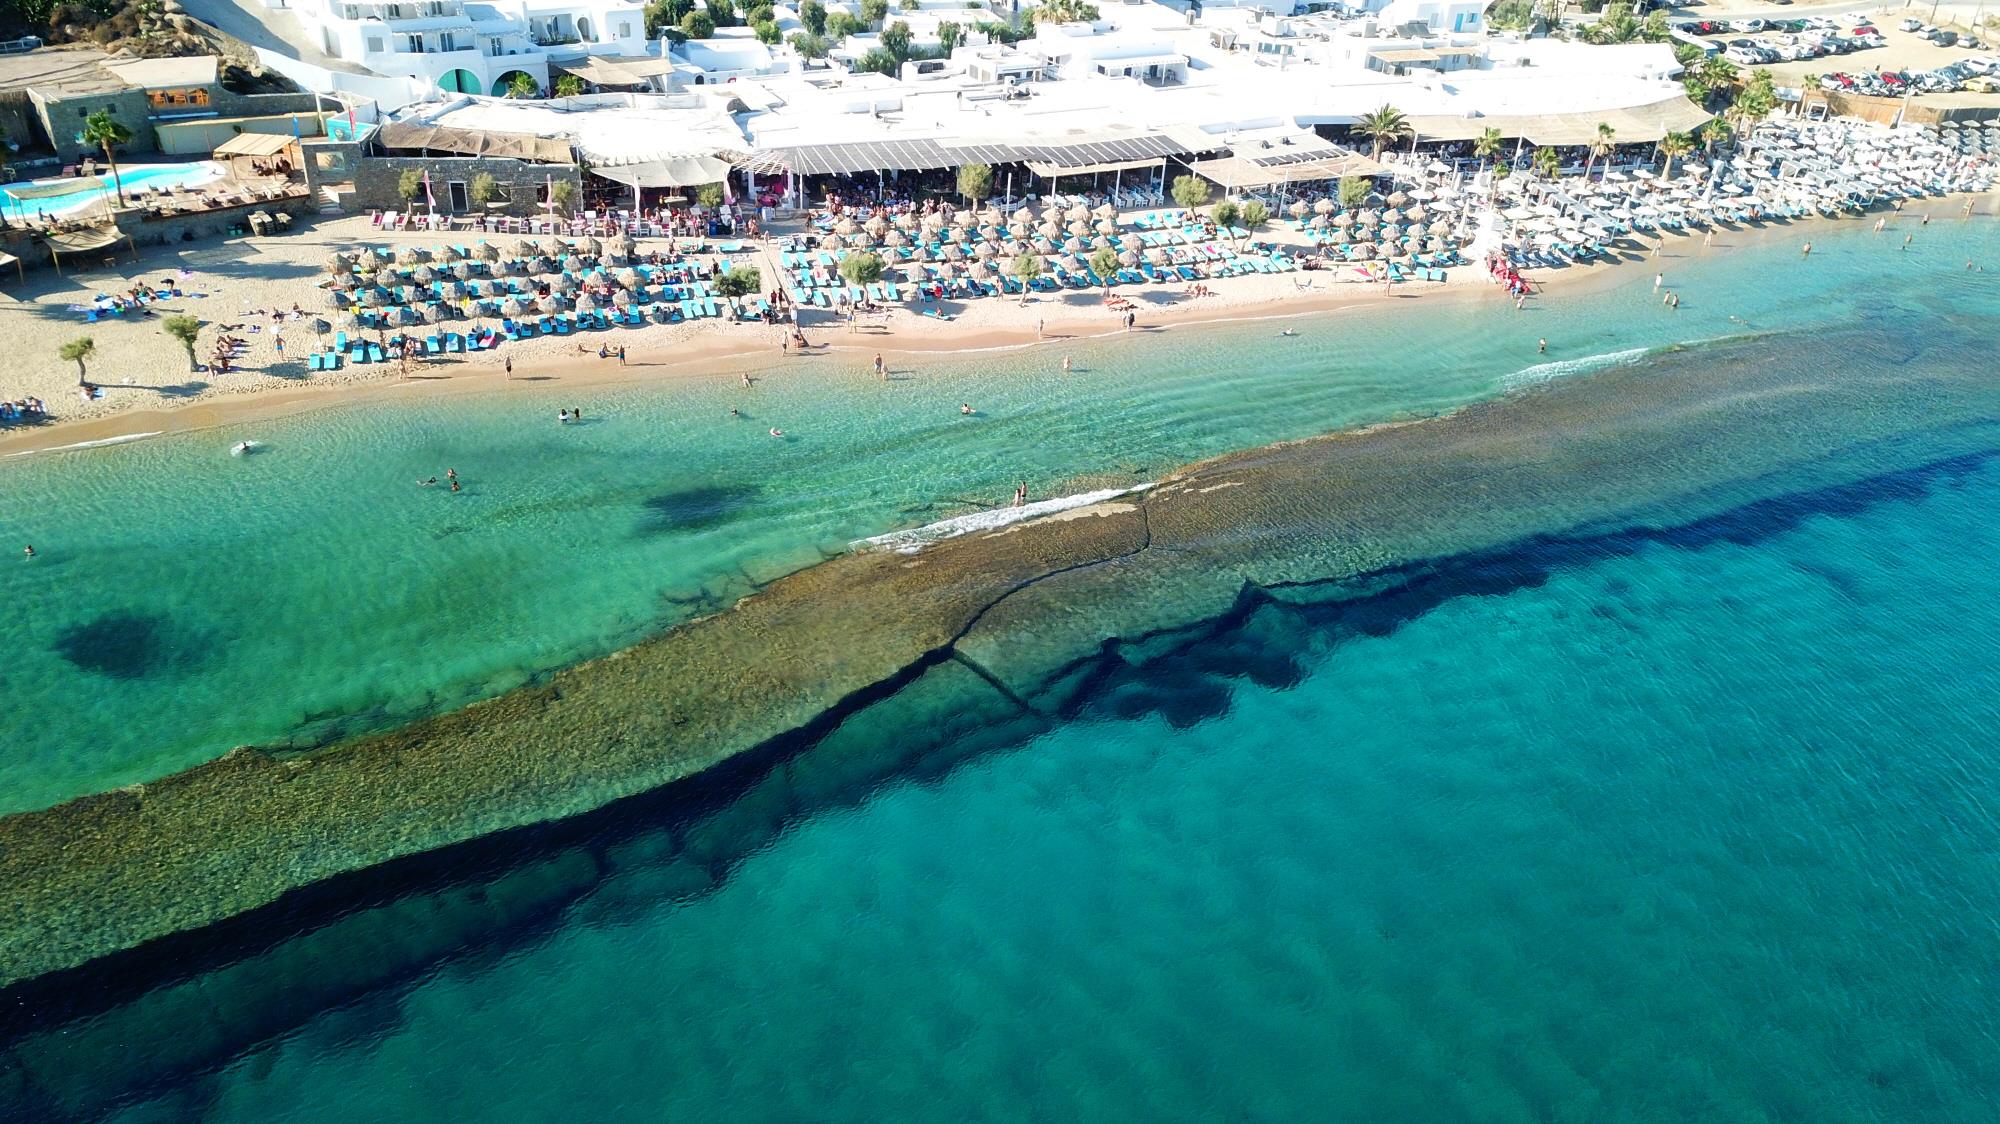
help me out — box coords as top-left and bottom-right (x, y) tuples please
(0, 46), (130, 96)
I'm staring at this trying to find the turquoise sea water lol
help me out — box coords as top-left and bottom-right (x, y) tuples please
(2, 218), (1996, 815)
(10, 369), (2000, 1121)
(0, 161), (224, 221)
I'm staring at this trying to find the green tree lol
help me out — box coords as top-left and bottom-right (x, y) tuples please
(680, 9), (714, 36)
(880, 18), (912, 58)
(956, 162), (993, 205)
(80, 110), (132, 205)
(1211, 199), (1240, 232)
(58, 336), (95, 385)
(1640, 10), (1668, 41)
(1029, 0), (1098, 22)
(1487, 0), (1534, 30)
(1701, 117), (1734, 157)
(704, 0), (735, 25)
(860, 0), (887, 25)
(789, 30), (831, 56)
(553, 73), (584, 97)
(825, 11), (862, 36)
(716, 264), (763, 296)
(507, 71), (540, 98)
(645, 0), (693, 34)
(1354, 104), (1412, 159)
(901, 0), (920, 9)
(856, 46), (899, 74)
(1240, 199), (1269, 233)
(754, 18), (781, 43)
(1532, 146), (1561, 179)
(397, 168), (423, 203)
(839, 251), (886, 286)
(1170, 173), (1209, 212)
(1656, 130), (1693, 180)
(162, 315), (201, 371)
(1472, 126), (1504, 169)
(1089, 245), (1120, 291)
(1731, 68), (1776, 126)
(469, 172), (499, 206)
(1584, 122), (1616, 178)
(1337, 175), (1370, 209)
(800, 0), (826, 34)
(696, 182), (725, 207)
(937, 18), (960, 50)
(1008, 250), (1042, 303)
(550, 178), (579, 214)
(746, 2), (774, 23)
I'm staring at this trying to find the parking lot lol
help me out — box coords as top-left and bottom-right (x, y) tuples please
(1678, 16), (2000, 98)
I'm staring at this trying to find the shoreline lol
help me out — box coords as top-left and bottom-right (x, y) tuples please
(0, 201), (1934, 459)
(3, 312), (1997, 989)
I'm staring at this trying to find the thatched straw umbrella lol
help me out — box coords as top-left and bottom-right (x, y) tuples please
(542, 238), (567, 258)
(1037, 220), (1061, 241)
(974, 242), (998, 259)
(895, 212), (920, 232)
(612, 289), (632, 308)
(477, 243), (500, 264)
(615, 267), (642, 290)
(363, 287), (387, 308)
(941, 243), (966, 262)
(1352, 243), (1376, 260)
(445, 279), (467, 299)
(513, 239), (538, 257)
(1145, 246), (1170, 264)
(1405, 204), (1429, 223)
(1040, 205), (1064, 224)
(1358, 208), (1381, 226)
(1065, 203), (1090, 223)
(575, 291), (599, 314)
(450, 262), (471, 281)
(326, 252), (354, 276)
(1426, 237), (1449, 254)
(1094, 219), (1117, 237)
(536, 294), (561, 315)
(1093, 202), (1117, 220)
(326, 290), (347, 310)
(358, 248), (387, 271)
(977, 206), (1002, 227)
(554, 272), (579, 292)
(1119, 249), (1140, 268)
(501, 297), (526, 317)
(1289, 200), (1311, 219)
(581, 236), (601, 257)
(1335, 228), (1354, 244)
(1063, 236), (1087, 255)
(1427, 219), (1454, 237)
(412, 264), (436, 285)
(864, 215), (889, 240)
(1091, 235), (1114, 251)
(950, 226), (973, 244)
(1313, 198), (1335, 216)
(971, 259), (996, 279)
(397, 246), (428, 266)
(1386, 190), (1410, 208)
(1119, 233), (1143, 252)
(885, 229), (909, 248)
(442, 244), (466, 262)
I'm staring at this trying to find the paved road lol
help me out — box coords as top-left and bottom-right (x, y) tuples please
(180, 0), (374, 73)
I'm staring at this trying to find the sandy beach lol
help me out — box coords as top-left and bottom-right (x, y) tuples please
(0, 197), (1973, 458)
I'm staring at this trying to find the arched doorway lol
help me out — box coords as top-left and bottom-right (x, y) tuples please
(576, 16), (592, 40)
(438, 69), (480, 94)
(492, 70), (537, 97)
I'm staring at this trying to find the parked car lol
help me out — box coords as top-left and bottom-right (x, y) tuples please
(1729, 17), (1766, 32)
(1898, 17), (1922, 31)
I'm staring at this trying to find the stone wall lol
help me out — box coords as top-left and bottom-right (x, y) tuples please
(29, 89), (159, 164)
(351, 155), (581, 216)
(116, 193), (316, 249)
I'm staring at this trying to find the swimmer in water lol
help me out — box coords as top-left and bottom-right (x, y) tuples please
(417, 477), (437, 487)
(1538, 338), (1547, 353)
(450, 479), (461, 493)
(446, 468), (457, 482)
(559, 408), (570, 424)
(770, 427), (784, 438)
(729, 407), (741, 418)
(22, 545), (33, 559)
(1280, 328), (1297, 337)
(960, 403), (973, 415)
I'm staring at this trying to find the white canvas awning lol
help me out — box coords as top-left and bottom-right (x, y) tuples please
(589, 155), (734, 188)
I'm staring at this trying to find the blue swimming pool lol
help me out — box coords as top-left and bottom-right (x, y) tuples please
(0, 159), (224, 220)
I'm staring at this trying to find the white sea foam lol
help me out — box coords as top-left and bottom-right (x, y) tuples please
(5, 431), (163, 457)
(854, 485), (1152, 554)
(1500, 347), (1652, 389)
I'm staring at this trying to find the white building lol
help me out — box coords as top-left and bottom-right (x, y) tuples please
(290, 0), (646, 96)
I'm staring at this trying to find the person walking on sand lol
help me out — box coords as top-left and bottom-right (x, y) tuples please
(1036, 318), (1044, 340)
(504, 355), (513, 379)
(616, 346), (626, 366)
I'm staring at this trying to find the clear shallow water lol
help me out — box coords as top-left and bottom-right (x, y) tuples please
(3, 217), (1994, 815)
(0, 161), (223, 221)
(24, 391), (2000, 1123)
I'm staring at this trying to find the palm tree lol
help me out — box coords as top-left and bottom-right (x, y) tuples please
(1532, 146), (1561, 181)
(1656, 131), (1693, 180)
(1472, 127), (1504, 172)
(58, 336), (96, 385)
(1702, 117), (1735, 158)
(1585, 122), (1617, 179)
(1354, 105), (1412, 159)
(80, 111), (133, 206)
